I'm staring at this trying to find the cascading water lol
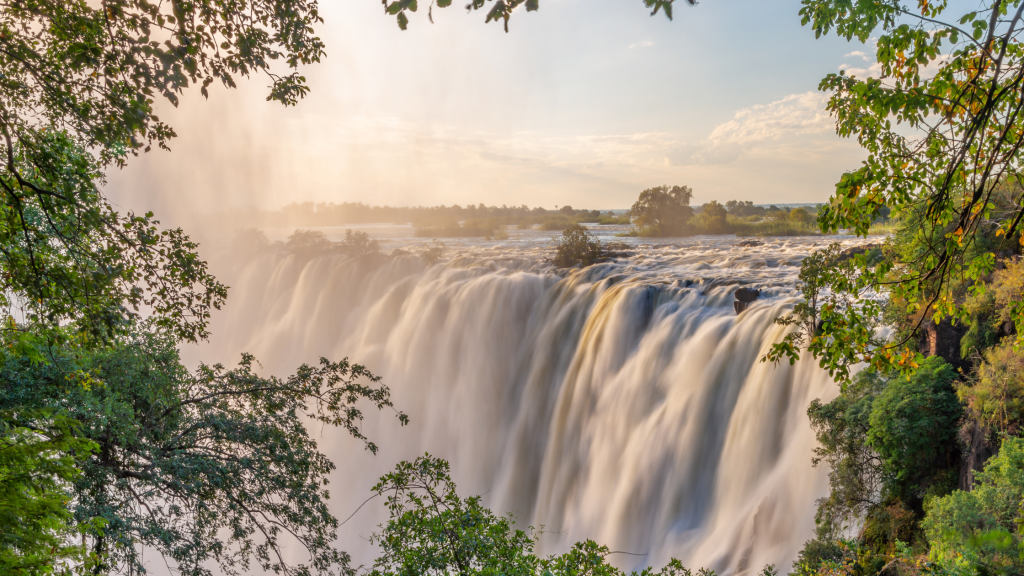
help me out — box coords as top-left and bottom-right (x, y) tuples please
(185, 229), (874, 576)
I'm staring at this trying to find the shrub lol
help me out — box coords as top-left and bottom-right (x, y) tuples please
(554, 224), (600, 267)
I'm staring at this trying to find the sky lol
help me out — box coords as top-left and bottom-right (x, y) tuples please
(104, 0), (883, 218)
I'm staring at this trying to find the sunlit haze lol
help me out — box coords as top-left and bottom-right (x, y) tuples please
(104, 0), (875, 220)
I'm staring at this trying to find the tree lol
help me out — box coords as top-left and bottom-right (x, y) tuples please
(700, 200), (728, 233)
(628, 185), (694, 237)
(0, 0), (327, 341)
(553, 224), (600, 267)
(382, 0), (688, 32)
(789, 207), (814, 225)
(769, 0), (1024, 379)
(368, 455), (766, 576)
(960, 341), (1024, 440)
(866, 357), (962, 503)
(923, 437), (1024, 575)
(287, 229), (336, 257)
(0, 327), (407, 576)
(0, 410), (101, 575)
(339, 229), (382, 258)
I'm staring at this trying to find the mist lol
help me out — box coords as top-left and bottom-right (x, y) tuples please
(102, 0), (868, 232)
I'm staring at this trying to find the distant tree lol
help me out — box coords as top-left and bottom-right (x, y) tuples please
(700, 201), (728, 233)
(789, 207), (814, 225)
(340, 230), (382, 258)
(629, 185), (694, 236)
(554, 224), (600, 267)
(560, 205), (576, 216)
(232, 228), (273, 257)
(287, 229), (335, 257)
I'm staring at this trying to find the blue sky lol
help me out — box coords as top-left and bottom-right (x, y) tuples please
(107, 0), (884, 215)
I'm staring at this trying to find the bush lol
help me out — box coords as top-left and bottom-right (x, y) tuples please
(554, 224), (600, 267)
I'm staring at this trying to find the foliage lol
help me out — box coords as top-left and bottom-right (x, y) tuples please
(0, 410), (100, 575)
(629, 185), (694, 237)
(790, 208), (815, 225)
(867, 357), (962, 503)
(370, 456), (539, 576)
(369, 455), (775, 576)
(764, 243), (889, 383)
(960, 341), (1024, 440)
(0, 327), (408, 576)
(2, 0), (322, 165)
(700, 201), (728, 233)
(288, 229), (336, 257)
(232, 228), (274, 257)
(554, 224), (600, 267)
(961, 258), (1024, 358)
(381, 0), (688, 32)
(0, 0), (326, 341)
(807, 369), (888, 538)
(0, 131), (226, 343)
(802, 358), (961, 566)
(923, 438), (1024, 575)
(768, 0), (1024, 380)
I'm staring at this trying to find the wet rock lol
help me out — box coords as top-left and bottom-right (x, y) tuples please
(737, 240), (764, 247)
(734, 287), (760, 314)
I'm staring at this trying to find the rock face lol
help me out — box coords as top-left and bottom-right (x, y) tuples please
(734, 287), (760, 314)
(918, 317), (970, 373)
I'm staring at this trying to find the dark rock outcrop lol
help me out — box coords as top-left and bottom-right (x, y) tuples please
(918, 317), (970, 373)
(734, 287), (760, 314)
(737, 240), (764, 247)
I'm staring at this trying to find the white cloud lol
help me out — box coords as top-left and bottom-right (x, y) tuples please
(844, 50), (869, 61)
(628, 40), (654, 49)
(707, 92), (833, 145)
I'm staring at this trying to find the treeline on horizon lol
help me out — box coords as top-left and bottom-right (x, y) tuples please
(220, 197), (870, 239)
(226, 201), (620, 227)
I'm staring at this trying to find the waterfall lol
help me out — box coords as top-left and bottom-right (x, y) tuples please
(186, 237), (853, 575)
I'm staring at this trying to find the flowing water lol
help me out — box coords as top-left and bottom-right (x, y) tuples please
(186, 226), (878, 575)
